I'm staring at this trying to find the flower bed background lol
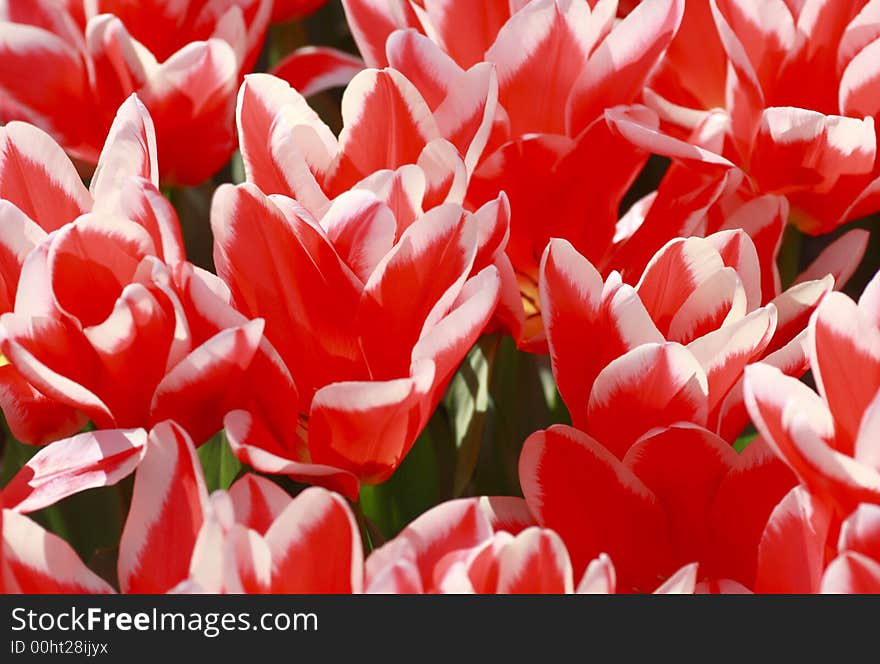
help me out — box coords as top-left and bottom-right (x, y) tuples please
(1, 0), (880, 593)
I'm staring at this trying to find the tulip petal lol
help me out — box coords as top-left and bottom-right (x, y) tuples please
(486, 0), (605, 136)
(755, 486), (832, 593)
(688, 305), (776, 414)
(228, 474), (291, 536)
(320, 190), (396, 283)
(263, 487), (363, 593)
(821, 552), (880, 593)
(708, 437), (796, 586)
(519, 425), (671, 592)
(335, 68), (441, 185)
(1, 510), (114, 594)
(308, 363), (434, 484)
(576, 553), (616, 594)
(90, 94), (159, 206)
(0, 122), (91, 232)
(224, 409), (360, 500)
(587, 343), (709, 458)
(271, 46), (365, 99)
(795, 229), (869, 290)
(567, 0), (684, 133)
(150, 319), (265, 444)
(118, 422), (208, 594)
(2, 428), (147, 514)
(236, 73), (336, 211)
(496, 527), (574, 594)
(810, 292), (880, 448)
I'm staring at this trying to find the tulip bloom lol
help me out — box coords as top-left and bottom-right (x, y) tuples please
(0, 96), (285, 446)
(218, 70), (508, 495)
(644, 0), (880, 234)
(539, 230), (853, 448)
(1, 422), (364, 594)
(211, 177), (503, 497)
(119, 422), (363, 594)
(366, 495), (705, 593)
(742, 271), (880, 592)
(519, 423), (795, 592)
(744, 272), (880, 519)
(0, 0), (272, 184)
(342, 0), (697, 346)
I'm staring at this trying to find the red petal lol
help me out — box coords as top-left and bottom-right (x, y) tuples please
(271, 46), (364, 99)
(586, 343), (709, 458)
(1, 509), (114, 593)
(519, 425), (671, 592)
(495, 527), (574, 594)
(2, 428), (146, 514)
(228, 474), (292, 536)
(264, 487), (363, 593)
(624, 425), (737, 570)
(755, 486), (832, 593)
(118, 421), (208, 593)
(0, 122), (91, 231)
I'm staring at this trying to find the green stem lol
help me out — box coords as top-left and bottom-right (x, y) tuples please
(779, 224), (804, 290)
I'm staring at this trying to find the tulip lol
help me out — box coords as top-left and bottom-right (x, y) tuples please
(1, 422), (364, 594)
(342, 0), (697, 347)
(211, 177), (503, 496)
(539, 231), (850, 448)
(366, 495), (706, 593)
(519, 423), (795, 592)
(0, 0), (272, 184)
(744, 270), (880, 521)
(0, 97), (284, 447)
(118, 422), (363, 594)
(644, 0), (880, 234)
(214, 69), (509, 495)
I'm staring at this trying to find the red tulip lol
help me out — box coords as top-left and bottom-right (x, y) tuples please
(366, 494), (706, 593)
(341, 0), (699, 347)
(539, 231), (843, 449)
(644, 0), (880, 234)
(0, 97), (286, 447)
(743, 271), (880, 592)
(0, 0), (272, 184)
(212, 177), (503, 496)
(215, 71), (506, 495)
(366, 496), (579, 594)
(1, 422), (363, 594)
(744, 271), (880, 519)
(117, 422), (363, 594)
(519, 423), (795, 592)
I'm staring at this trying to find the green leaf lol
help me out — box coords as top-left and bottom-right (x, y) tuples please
(444, 334), (499, 496)
(473, 337), (571, 496)
(230, 150), (246, 184)
(0, 432), (38, 487)
(198, 430), (242, 493)
(359, 411), (453, 540)
(30, 486), (125, 562)
(734, 431), (758, 454)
